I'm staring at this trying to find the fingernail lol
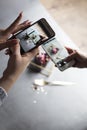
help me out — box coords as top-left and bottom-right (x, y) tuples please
(29, 21), (32, 23)
(24, 20), (30, 24)
(25, 20), (32, 25)
(16, 39), (20, 42)
(11, 39), (20, 44)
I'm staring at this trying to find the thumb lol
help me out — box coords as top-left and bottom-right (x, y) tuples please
(10, 39), (21, 55)
(64, 50), (77, 63)
(0, 39), (18, 50)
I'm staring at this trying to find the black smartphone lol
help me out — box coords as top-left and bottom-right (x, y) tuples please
(11, 18), (55, 54)
(42, 38), (75, 71)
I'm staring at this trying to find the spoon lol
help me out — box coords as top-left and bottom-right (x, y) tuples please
(33, 79), (76, 86)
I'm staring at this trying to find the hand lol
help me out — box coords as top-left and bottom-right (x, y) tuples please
(0, 40), (38, 92)
(65, 47), (87, 68)
(0, 12), (34, 92)
(0, 12), (31, 51)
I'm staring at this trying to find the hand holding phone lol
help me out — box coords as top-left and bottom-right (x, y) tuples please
(10, 18), (55, 54)
(42, 38), (75, 71)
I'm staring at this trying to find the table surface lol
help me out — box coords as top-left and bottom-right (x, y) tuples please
(0, 0), (87, 130)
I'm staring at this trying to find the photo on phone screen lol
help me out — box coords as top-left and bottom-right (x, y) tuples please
(14, 18), (55, 53)
(42, 38), (69, 64)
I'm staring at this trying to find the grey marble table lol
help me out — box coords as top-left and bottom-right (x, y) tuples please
(0, 0), (87, 130)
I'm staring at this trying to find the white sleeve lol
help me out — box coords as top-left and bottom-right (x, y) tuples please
(0, 87), (8, 106)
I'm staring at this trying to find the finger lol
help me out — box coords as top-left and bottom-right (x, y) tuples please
(12, 20), (31, 34)
(5, 49), (11, 55)
(41, 37), (47, 42)
(24, 48), (39, 58)
(0, 39), (18, 50)
(65, 47), (75, 54)
(64, 50), (77, 62)
(10, 39), (20, 55)
(4, 12), (23, 36)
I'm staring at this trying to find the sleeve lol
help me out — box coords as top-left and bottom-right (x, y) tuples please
(0, 87), (8, 106)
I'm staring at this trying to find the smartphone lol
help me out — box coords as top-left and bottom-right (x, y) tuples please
(42, 38), (75, 71)
(11, 18), (55, 54)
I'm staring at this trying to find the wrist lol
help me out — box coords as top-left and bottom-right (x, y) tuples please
(0, 67), (26, 92)
(0, 75), (16, 92)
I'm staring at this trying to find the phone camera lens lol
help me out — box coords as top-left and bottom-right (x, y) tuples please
(58, 60), (67, 67)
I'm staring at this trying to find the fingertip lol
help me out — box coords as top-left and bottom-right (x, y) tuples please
(16, 12), (23, 21)
(32, 48), (39, 55)
(19, 11), (23, 17)
(10, 39), (19, 44)
(7, 39), (20, 47)
(25, 48), (38, 58)
(16, 38), (20, 43)
(24, 20), (31, 24)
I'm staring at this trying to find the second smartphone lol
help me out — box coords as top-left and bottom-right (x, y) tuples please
(42, 38), (75, 71)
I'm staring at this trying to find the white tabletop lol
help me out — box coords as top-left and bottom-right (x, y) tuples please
(0, 0), (87, 130)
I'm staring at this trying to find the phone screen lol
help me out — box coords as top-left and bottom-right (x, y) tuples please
(15, 18), (55, 53)
(42, 38), (69, 64)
